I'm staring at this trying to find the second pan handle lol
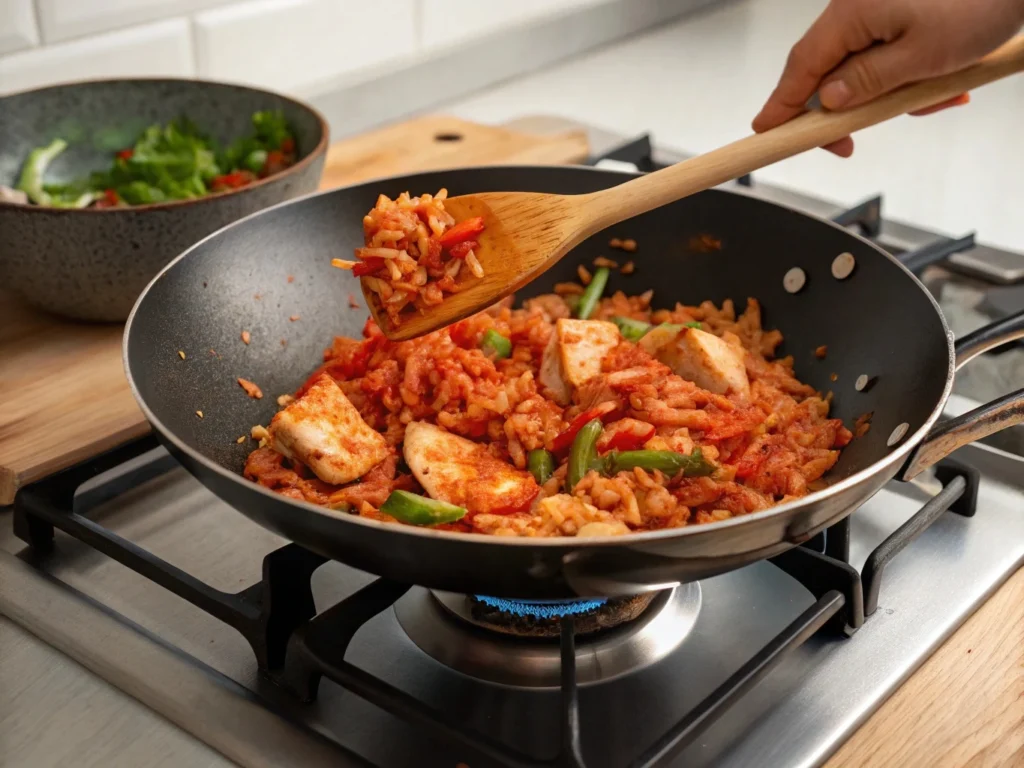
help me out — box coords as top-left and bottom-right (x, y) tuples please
(902, 308), (1024, 479)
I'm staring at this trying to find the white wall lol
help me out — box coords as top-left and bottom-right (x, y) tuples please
(0, 0), (616, 97)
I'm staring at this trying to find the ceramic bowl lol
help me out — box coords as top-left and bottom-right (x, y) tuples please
(0, 78), (329, 321)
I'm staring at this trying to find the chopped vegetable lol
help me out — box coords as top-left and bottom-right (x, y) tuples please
(438, 216), (485, 247)
(17, 139), (65, 205)
(15, 111), (295, 209)
(528, 449), (555, 485)
(600, 448), (715, 478)
(480, 329), (512, 359)
(551, 401), (620, 453)
(448, 240), (478, 260)
(601, 422), (656, 452)
(566, 418), (603, 492)
(610, 319), (700, 342)
(243, 149), (268, 174)
(575, 266), (610, 320)
(352, 257), (386, 277)
(612, 316), (652, 342)
(380, 490), (467, 525)
(16, 139), (96, 207)
(637, 323), (683, 356)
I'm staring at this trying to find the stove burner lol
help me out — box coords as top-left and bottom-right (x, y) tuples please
(394, 585), (702, 688)
(467, 594), (652, 638)
(473, 595), (608, 617)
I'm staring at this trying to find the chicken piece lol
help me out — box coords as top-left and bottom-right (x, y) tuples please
(268, 374), (388, 485)
(539, 334), (572, 405)
(637, 323), (682, 356)
(557, 319), (621, 387)
(656, 327), (750, 397)
(403, 422), (539, 515)
(540, 319), (621, 404)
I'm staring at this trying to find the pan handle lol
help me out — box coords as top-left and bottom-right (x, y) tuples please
(902, 308), (1024, 479)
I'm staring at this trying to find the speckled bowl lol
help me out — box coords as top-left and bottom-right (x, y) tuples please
(0, 78), (329, 321)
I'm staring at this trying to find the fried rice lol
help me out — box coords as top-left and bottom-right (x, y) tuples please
(330, 190), (485, 329)
(245, 277), (852, 538)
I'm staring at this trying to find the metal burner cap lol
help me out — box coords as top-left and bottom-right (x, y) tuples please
(394, 585), (702, 689)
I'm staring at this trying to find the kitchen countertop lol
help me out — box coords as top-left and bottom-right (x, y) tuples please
(440, 0), (1024, 254)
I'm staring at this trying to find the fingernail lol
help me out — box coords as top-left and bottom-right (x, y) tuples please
(820, 79), (852, 109)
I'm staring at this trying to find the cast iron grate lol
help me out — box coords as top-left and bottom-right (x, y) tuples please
(12, 428), (978, 767)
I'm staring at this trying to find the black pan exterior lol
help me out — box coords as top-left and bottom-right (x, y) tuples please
(125, 166), (952, 598)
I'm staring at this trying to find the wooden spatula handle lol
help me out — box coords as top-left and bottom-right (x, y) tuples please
(584, 35), (1024, 228)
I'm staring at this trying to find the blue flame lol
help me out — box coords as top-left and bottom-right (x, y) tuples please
(473, 595), (607, 618)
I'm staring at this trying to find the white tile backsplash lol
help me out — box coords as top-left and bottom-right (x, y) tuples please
(0, 0), (40, 56)
(0, 18), (193, 95)
(419, 0), (605, 50)
(36, 0), (235, 44)
(0, 0), (695, 132)
(193, 0), (416, 93)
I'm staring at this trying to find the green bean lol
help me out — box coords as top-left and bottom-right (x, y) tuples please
(528, 449), (556, 485)
(612, 316), (652, 342)
(566, 418), (603, 491)
(604, 448), (715, 477)
(380, 490), (467, 525)
(684, 321), (702, 329)
(576, 267), (610, 320)
(480, 328), (512, 359)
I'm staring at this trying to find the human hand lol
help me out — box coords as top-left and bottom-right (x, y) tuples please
(752, 0), (1024, 156)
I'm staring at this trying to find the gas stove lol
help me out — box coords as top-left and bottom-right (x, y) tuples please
(2, 128), (1023, 768)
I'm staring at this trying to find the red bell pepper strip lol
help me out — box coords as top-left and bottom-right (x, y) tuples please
(212, 171), (254, 190)
(551, 401), (620, 453)
(352, 257), (385, 277)
(439, 216), (485, 247)
(116, 149), (134, 160)
(602, 423), (656, 452)
(447, 240), (478, 260)
(280, 137), (295, 153)
(94, 188), (120, 208)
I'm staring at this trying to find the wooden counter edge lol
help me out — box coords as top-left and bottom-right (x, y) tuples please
(826, 566), (1024, 768)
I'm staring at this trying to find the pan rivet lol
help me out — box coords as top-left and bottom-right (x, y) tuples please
(783, 267), (807, 293)
(887, 422), (909, 447)
(855, 374), (875, 392)
(832, 252), (856, 279)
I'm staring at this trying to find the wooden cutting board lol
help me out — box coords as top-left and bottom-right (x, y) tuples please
(0, 115), (589, 505)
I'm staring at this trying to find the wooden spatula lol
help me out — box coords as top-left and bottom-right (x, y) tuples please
(368, 35), (1024, 341)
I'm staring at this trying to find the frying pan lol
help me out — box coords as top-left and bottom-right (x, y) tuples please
(124, 166), (1024, 599)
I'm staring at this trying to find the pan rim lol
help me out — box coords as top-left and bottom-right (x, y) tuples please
(123, 163), (955, 549)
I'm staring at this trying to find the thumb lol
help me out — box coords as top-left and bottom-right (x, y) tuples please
(818, 40), (923, 110)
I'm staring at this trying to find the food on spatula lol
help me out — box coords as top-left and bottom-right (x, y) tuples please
(331, 190), (486, 328)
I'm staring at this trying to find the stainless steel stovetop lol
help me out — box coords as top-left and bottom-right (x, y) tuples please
(2, 122), (1023, 768)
